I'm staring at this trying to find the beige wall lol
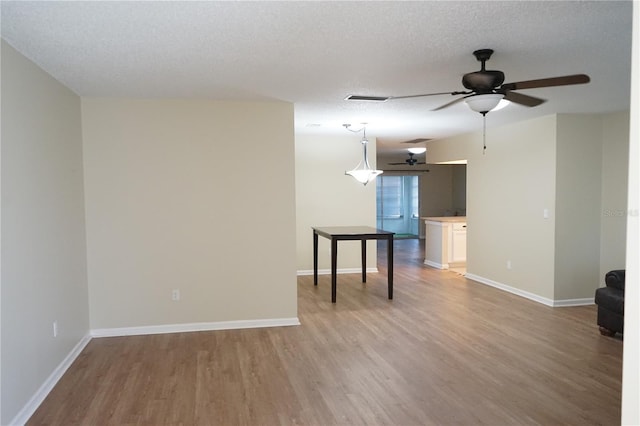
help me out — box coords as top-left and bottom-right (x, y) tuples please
(452, 165), (467, 214)
(418, 165), (454, 217)
(428, 115), (558, 300)
(471, 116), (558, 299)
(82, 99), (297, 329)
(554, 114), (604, 300)
(426, 112), (630, 303)
(1, 41), (89, 424)
(553, 113), (631, 299)
(600, 112), (630, 278)
(295, 134), (378, 273)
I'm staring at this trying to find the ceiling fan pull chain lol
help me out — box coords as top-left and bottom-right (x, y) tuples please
(482, 112), (487, 154)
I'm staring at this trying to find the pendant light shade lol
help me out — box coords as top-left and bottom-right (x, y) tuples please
(345, 168), (383, 185)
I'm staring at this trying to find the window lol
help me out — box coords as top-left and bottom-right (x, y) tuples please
(377, 175), (419, 235)
(377, 176), (403, 219)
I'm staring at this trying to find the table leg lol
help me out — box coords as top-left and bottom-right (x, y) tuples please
(313, 231), (318, 286)
(361, 239), (367, 283)
(331, 238), (338, 303)
(387, 236), (394, 299)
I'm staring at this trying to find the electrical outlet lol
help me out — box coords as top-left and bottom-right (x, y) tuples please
(53, 321), (58, 338)
(171, 289), (180, 301)
(507, 260), (512, 270)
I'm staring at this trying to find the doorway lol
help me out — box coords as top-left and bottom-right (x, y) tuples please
(376, 175), (419, 237)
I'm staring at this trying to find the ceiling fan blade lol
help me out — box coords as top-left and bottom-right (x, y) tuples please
(501, 74), (590, 91)
(390, 91), (462, 100)
(388, 160), (427, 166)
(344, 95), (390, 102)
(432, 96), (465, 111)
(385, 169), (430, 173)
(401, 138), (431, 144)
(346, 91), (462, 102)
(502, 90), (546, 107)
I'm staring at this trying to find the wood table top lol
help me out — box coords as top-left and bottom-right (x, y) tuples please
(312, 226), (394, 237)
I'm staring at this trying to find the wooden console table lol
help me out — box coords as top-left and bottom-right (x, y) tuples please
(312, 226), (395, 303)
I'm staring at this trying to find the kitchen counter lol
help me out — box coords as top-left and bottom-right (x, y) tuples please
(421, 216), (467, 223)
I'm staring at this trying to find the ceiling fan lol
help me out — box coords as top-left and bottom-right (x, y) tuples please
(389, 152), (426, 166)
(346, 48), (590, 114)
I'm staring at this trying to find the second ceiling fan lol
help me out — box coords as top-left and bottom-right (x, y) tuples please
(346, 48), (590, 114)
(389, 152), (426, 166)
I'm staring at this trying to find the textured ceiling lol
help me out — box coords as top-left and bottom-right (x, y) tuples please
(0, 1), (633, 157)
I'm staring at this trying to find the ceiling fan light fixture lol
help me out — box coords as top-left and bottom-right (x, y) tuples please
(407, 147), (427, 154)
(492, 99), (511, 111)
(465, 93), (505, 113)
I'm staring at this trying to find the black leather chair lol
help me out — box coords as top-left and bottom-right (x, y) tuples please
(595, 269), (625, 336)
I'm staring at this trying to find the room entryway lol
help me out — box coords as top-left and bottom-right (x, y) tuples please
(376, 175), (419, 238)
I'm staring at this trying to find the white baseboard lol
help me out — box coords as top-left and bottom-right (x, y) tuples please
(465, 273), (556, 306)
(423, 259), (448, 269)
(91, 317), (300, 338)
(297, 267), (378, 276)
(10, 334), (92, 426)
(465, 273), (595, 307)
(552, 297), (594, 307)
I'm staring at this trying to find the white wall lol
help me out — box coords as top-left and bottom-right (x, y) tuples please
(295, 134), (377, 273)
(82, 99), (297, 329)
(1, 41), (90, 424)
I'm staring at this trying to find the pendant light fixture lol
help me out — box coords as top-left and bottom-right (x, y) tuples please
(343, 123), (383, 185)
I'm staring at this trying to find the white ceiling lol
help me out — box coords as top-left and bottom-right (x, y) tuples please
(0, 1), (633, 156)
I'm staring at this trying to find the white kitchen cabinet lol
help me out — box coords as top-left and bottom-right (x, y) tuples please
(450, 222), (467, 263)
(422, 217), (467, 269)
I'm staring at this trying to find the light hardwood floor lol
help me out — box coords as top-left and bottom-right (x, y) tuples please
(28, 239), (622, 425)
